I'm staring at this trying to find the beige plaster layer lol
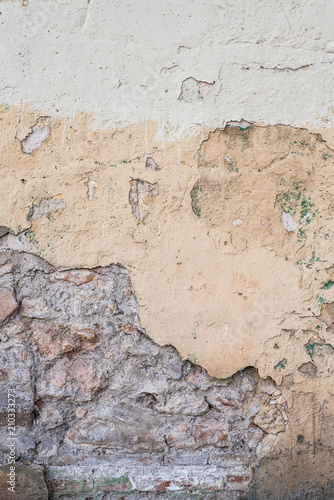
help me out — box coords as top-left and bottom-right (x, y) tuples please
(1, 105), (334, 483)
(0, 105), (333, 392)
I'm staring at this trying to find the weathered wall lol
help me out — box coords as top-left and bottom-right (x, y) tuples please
(0, 1), (334, 498)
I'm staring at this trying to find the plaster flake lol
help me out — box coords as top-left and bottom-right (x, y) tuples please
(21, 117), (51, 154)
(145, 156), (160, 171)
(28, 195), (66, 221)
(232, 218), (244, 227)
(178, 77), (215, 103)
(85, 171), (97, 201)
(281, 212), (298, 232)
(129, 179), (159, 221)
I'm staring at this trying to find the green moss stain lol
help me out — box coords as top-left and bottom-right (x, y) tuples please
(274, 359), (286, 371)
(287, 139), (309, 155)
(227, 163), (239, 173)
(316, 295), (326, 307)
(305, 342), (328, 360)
(297, 195), (316, 242)
(297, 227), (306, 241)
(277, 181), (316, 244)
(94, 160), (118, 168)
(300, 195), (315, 220)
(95, 474), (133, 492)
(305, 342), (316, 359)
(276, 181), (304, 217)
(187, 354), (198, 364)
(322, 152), (334, 161)
(26, 231), (43, 255)
(191, 183), (201, 218)
(296, 250), (327, 270)
(241, 129), (249, 153)
(321, 280), (334, 290)
(191, 320), (199, 340)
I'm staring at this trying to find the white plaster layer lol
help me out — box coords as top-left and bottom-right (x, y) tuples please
(0, 0), (334, 129)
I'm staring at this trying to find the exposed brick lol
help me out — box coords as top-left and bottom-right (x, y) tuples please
(53, 270), (97, 286)
(95, 474), (133, 493)
(226, 472), (252, 491)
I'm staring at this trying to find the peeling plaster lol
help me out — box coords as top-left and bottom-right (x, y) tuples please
(28, 195), (66, 221)
(281, 212), (298, 232)
(145, 157), (160, 171)
(85, 171), (97, 201)
(20, 117), (51, 154)
(0, 0), (334, 495)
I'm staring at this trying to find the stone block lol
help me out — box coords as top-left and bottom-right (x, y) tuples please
(0, 464), (48, 500)
(36, 358), (107, 402)
(193, 419), (229, 447)
(67, 406), (165, 452)
(0, 288), (18, 324)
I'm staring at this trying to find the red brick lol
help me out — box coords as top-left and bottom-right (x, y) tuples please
(226, 473), (252, 491)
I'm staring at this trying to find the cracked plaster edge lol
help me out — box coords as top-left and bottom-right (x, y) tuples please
(0, 228), (303, 394)
(0, 232), (289, 441)
(8, 101), (334, 144)
(1, 116), (334, 386)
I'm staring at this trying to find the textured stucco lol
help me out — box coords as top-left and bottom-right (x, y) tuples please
(1, 1), (334, 498)
(1, 108), (334, 383)
(1, 0), (334, 130)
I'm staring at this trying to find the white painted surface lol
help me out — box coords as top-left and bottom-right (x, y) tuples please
(0, 0), (334, 129)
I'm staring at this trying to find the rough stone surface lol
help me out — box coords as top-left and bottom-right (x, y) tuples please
(0, 464), (49, 499)
(0, 288), (18, 324)
(68, 407), (165, 452)
(0, 248), (287, 497)
(0, 114), (333, 497)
